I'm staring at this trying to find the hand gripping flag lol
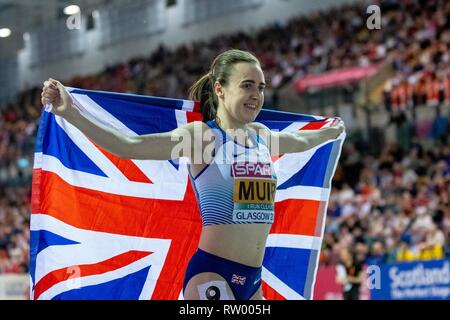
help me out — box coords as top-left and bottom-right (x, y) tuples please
(30, 88), (345, 300)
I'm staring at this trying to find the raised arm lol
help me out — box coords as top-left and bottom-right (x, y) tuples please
(249, 119), (344, 155)
(42, 79), (202, 161)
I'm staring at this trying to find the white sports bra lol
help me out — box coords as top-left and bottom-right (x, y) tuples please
(188, 120), (277, 226)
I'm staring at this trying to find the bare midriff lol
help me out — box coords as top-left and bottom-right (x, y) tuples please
(198, 224), (271, 267)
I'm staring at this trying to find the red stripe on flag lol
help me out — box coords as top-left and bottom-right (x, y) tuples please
(186, 110), (203, 123)
(271, 199), (322, 236)
(32, 170), (200, 237)
(31, 168), (43, 214)
(89, 140), (153, 184)
(34, 250), (152, 300)
(301, 121), (328, 130)
(262, 280), (287, 300)
(192, 101), (201, 113)
(32, 169), (201, 299)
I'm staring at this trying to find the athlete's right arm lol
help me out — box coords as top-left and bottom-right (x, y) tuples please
(41, 79), (203, 161)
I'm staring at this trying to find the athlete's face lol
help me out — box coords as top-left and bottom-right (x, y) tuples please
(216, 62), (266, 124)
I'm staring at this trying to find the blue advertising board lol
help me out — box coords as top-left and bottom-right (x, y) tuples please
(370, 259), (450, 300)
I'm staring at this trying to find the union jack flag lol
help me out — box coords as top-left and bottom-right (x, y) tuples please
(30, 87), (345, 300)
(231, 274), (247, 286)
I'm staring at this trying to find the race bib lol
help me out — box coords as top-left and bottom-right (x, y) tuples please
(232, 178), (276, 223)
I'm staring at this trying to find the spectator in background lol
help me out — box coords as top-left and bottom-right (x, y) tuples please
(335, 248), (364, 300)
(366, 241), (387, 266)
(396, 241), (417, 262)
(431, 106), (449, 143)
(420, 223), (445, 260)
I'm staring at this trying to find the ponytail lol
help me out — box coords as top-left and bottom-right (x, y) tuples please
(188, 73), (218, 122)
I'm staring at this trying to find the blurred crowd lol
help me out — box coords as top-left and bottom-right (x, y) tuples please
(322, 130), (450, 268)
(62, 0), (450, 105)
(0, 186), (30, 273)
(1, 98), (36, 273)
(383, 0), (450, 111)
(1, 0), (450, 275)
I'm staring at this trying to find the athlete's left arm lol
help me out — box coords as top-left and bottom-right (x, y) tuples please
(249, 119), (345, 155)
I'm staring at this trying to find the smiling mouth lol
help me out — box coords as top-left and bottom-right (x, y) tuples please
(244, 103), (258, 110)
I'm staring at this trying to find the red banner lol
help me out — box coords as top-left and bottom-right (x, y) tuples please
(314, 265), (371, 300)
(295, 64), (382, 93)
(313, 266), (343, 300)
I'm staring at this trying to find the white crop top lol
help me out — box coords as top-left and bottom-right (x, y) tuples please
(188, 120), (277, 226)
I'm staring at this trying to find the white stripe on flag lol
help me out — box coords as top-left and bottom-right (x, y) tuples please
(273, 143), (331, 186)
(278, 122), (308, 132)
(262, 267), (305, 300)
(275, 186), (330, 202)
(38, 254), (156, 300)
(181, 100), (195, 111)
(70, 93), (186, 184)
(175, 109), (187, 127)
(36, 154), (187, 200)
(266, 234), (322, 251)
(33, 152), (43, 170)
(30, 214), (171, 295)
(55, 116), (129, 180)
(71, 93), (137, 136)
